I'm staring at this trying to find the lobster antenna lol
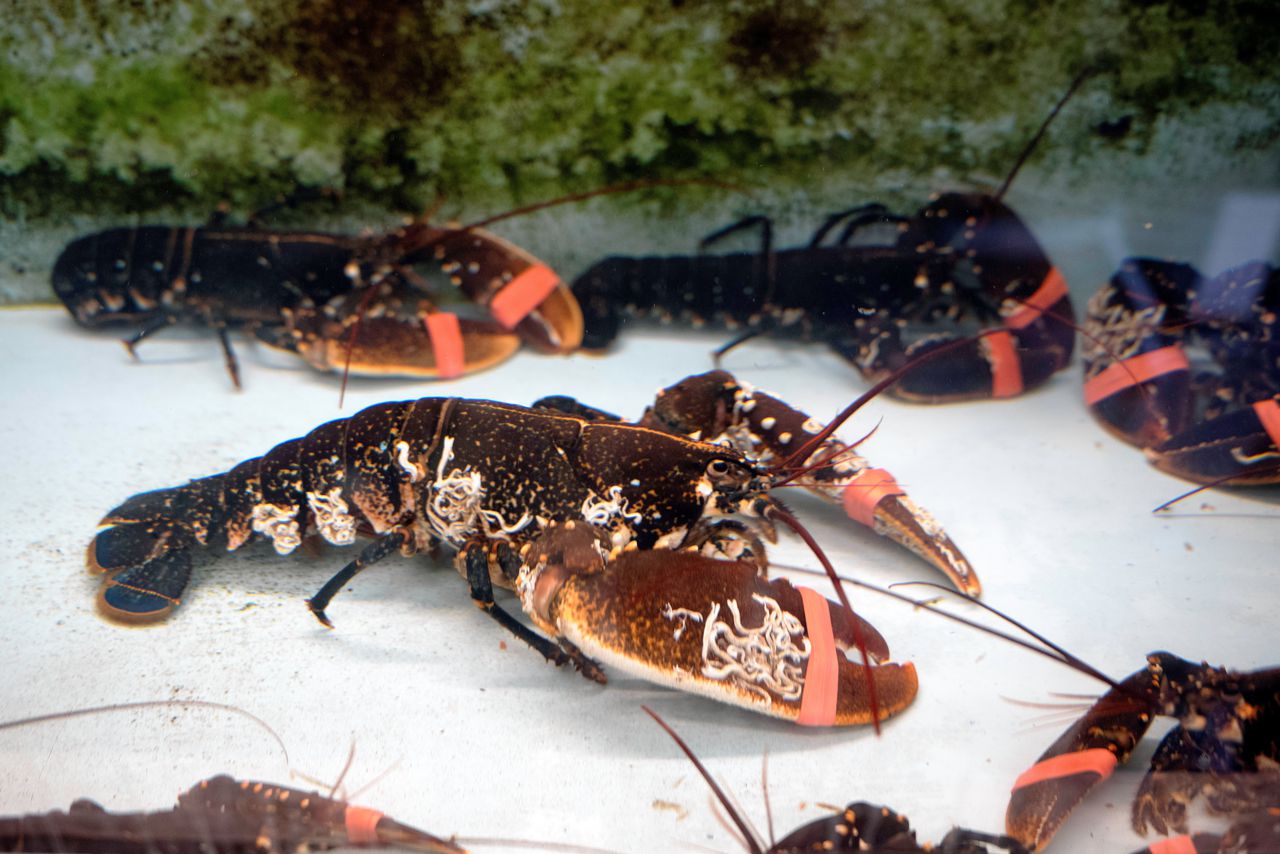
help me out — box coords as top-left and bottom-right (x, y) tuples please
(1151, 466), (1280, 512)
(462, 178), (752, 231)
(773, 329), (1010, 478)
(0, 700), (292, 768)
(642, 706), (766, 854)
(776, 565), (1122, 691)
(761, 751), (776, 848)
(995, 67), (1094, 201)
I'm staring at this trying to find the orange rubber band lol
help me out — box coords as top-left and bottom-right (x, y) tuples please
(1148, 836), (1198, 854)
(344, 805), (385, 845)
(489, 264), (561, 329)
(1011, 748), (1118, 791)
(840, 468), (905, 529)
(423, 312), (465, 379)
(985, 330), (1024, 398)
(1253, 398), (1280, 449)
(796, 586), (839, 727)
(1083, 345), (1190, 406)
(1005, 267), (1070, 330)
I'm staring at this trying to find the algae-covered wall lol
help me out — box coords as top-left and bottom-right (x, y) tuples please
(2, 0), (1278, 302)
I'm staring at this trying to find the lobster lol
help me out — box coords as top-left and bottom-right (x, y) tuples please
(643, 705), (1028, 853)
(86, 375), (943, 725)
(569, 77), (1092, 405)
(572, 193), (1073, 404)
(1005, 653), (1280, 853)
(1081, 258), (1280, 486)
(52, 215), (583, 387)
(0, 775), (464, 853)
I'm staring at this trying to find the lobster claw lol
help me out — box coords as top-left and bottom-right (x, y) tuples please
(259, 306), (522, 379)
(642, 371), (980, 594)
(521, 525), (917, 726)
(1145, 395), (1280, 485)
(1005, 665), (1160, 852)
(399, 224), (584, 355)
(178, 777), (465, 853)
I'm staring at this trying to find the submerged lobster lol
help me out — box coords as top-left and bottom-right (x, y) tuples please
(1005, 653), (1280, 852)
(644, 705), (1028, 853)
(52, 217), (583, 386)
(0, 775), (462, 853)
(1082, 258), (1280, 485)
(572, 193), (1074, 404)
(85, 371), (976, 725)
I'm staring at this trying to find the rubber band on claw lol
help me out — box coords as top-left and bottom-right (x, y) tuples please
(344, 805), (385, 844)
(841, 468), (906, 528)
(423, 312), (465, 379)
(796, 586), (839, 727)
(1005, 267), (1070, 330)
(489, 264), (561, 329)
(1253, 398), (1280, 449)
(1083, 345), (1191, 406)
(1147, 837), (1199, 854)
(985, 330), (1024, 398)
(1011, 748), (1118, 791)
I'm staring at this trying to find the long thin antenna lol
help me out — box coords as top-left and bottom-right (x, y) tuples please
(996, 68), (1094, 201)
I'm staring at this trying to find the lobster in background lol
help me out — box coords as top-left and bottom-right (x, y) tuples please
(643, 705), (1028, 853)
(52, 213), (582, 387)
(86, 370), (956, 725)
(1005, 652), (1280, 852)
(573, 193), (1073, 404)
(570, 77), (1091, 404)
(1082, 258), (1280, 485)
(0, 775), (464, 854)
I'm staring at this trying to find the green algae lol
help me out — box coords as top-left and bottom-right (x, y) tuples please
(3, 0), (1277, 215)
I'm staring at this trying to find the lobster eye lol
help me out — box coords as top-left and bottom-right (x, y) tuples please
(707, 459), (730, 476)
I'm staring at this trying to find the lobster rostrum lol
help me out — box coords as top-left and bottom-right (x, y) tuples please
(537, 369), (979, 595)
(643, 705), (1027, 853)
(52, 215), (583, 387)
(88, 382), (923, 725)
(1082, 258), (1280, 485)
(0, 775), (464, 854)
(1006, 653), (1280, 852)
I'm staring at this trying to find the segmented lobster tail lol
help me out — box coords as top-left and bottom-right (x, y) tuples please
(87, 400), (431, 622)
(1005, 665), (1161, 852)
(573, 253), (766, 349)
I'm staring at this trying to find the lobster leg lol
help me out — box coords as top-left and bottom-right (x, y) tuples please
(462, 541), (606, 683)
(641, 371), (980, 595)
(121, 316), (174, 358)
(306, 532), (407, 627)
(1005, 664), (1160, 852)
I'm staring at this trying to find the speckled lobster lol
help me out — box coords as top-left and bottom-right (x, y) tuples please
(1006, 653), (1280, 852)
(52, 216), (582, 387)
(86, 370), (980, 725)
(1082, 258), (1280, 485)
(0, 775), (462, 853)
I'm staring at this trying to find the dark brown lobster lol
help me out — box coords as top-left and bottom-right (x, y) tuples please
(1082, 258), (1280, 485)
(87, 373), (946, 725)
(52, 218), (582, 387)
(1006, 653), (1280, 852)
(0, 775), (463, 853)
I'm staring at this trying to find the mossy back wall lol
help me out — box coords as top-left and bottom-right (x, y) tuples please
(2, 0), (1278, 303)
